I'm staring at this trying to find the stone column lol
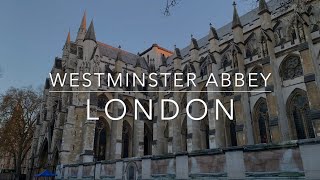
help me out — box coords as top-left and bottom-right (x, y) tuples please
(207, 60), (224, 148)
(261, 56), (282, 143)
(172, 92), (182, 153)
(80, 92), (97, 163)
(187, 90), (202, 152)
(153, 91), (167, 155)
(110, 92), (123, 159)
(299, 46), (320, 135)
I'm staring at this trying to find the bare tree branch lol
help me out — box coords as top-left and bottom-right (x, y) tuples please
(0, 87), (41, 179)
(163, 0), (181, 16)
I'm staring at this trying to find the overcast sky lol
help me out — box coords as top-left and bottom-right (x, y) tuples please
(0, 0), (256, 93)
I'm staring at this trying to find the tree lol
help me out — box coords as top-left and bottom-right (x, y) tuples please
(0, 87), (41, 180)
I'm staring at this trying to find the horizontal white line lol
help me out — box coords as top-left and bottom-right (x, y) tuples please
(49, 91), (271, 93)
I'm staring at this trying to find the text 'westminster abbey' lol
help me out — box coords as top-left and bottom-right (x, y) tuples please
(28, 0), (320, 179)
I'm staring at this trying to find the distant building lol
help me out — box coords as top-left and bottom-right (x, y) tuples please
(28, 0), (320, 179)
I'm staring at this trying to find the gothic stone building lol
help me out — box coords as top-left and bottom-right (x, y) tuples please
(29, 0), (320, 179)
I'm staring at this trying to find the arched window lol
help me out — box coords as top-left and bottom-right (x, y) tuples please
(144, 123), (153, 155)
(200, 115), (210, 149)
(124, 99), (133, 114)
(126, 162), (137, 180)
(273, 20), (286, 46)
(182, 65), (190, 82)
(287, 89), (315, 140)
(225, 109), (237, 147)
(122, 121), (132, 158)
(97, 94), (108, 110)
(250, 66), (265, 89)
(167, 76), (174, 90)
(52, 149), (60, 173)
(245, 33), (259, 59)
(221, 81), (234, 97)
(93, 117), (111, 161)
(125, 74), (133, 92)
(200, 57), (208, 78)
(181, 116), (188, 151)
(280, 55), (303, 81)
(181, 94), (187, 110)
(50, 101), (58, 141)
(200, 87), (208, 103)
(253, 98), (271, 144)
(221, 52), (232, 71)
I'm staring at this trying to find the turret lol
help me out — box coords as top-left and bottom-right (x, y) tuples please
(115, 46), (125, 73)
(159, 54), (167, 73)
(190, 35), (199, 62)
(258, 0), (272, 30)
(173, 45), (182, 72)
(232, 1), (244, 44)
(208, 23), (221, 67)
(76, 11), (87, 43)
(63, 31), (71, 59)
(83, 20), (97, 61)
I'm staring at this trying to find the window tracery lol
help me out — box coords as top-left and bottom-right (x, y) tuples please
(280, 55), (303, 81)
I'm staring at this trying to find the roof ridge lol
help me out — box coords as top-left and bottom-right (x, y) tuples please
(97, 41), (139, 57)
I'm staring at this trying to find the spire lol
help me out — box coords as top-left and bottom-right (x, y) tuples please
(190, 34), (199, 50)
(84, 20), (96, 42)
(116, 46), (123, 62)
(66, 30), (71, 44)
(208, 23), (219, 40)
(232, 1), (242, 29)
(161, 54), (167, 67)
(76, 11), (87, 41)
(173, 45), (182, 59)
(80, 11), (87, 30)
(258, 0), (270, 15)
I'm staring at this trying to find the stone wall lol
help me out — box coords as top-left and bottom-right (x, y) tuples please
(55, 138), (320, 179)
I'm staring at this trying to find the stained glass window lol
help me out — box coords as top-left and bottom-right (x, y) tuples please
(280, 56), (303, 81)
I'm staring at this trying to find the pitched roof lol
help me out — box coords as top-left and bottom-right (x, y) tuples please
(97, 42), (148, 69)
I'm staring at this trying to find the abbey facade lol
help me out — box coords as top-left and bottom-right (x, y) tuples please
(28, 0), (320, 179)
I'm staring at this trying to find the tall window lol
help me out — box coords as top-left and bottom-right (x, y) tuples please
(287, 89), (315, 140)
(225, 109), (237, 147)
(200, 87), (208, 103)
(200, 57), (208, 77)
(144, 123), (153, 155)
(93, 117), (110, 161)
(200, 115), (210, 149)
(245, 33), (259, 59)
(122, 121), (132, 158)
(97, 94), (108, 110)
(253, 98), (271, 144)
(280, 55), (303, 81)
(181, 116), (188, 151)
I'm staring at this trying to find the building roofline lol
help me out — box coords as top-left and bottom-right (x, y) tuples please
(140, 43), (173, 56)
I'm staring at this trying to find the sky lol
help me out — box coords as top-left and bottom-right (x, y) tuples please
(0, 0), (255, 93)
